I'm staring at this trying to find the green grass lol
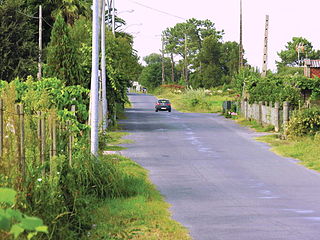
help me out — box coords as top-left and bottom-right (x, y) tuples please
(86, 156), (191, 240)
(153, 87), (235, 113)
(236, 116), (320, 175)
(88, 131), (191, 240)
(257, 134), (320, 172)
(236, 118), (275, 132)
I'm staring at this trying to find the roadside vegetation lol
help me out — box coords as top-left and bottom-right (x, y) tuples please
(153, 84), (236, 113)
(85, 154), (191, 240)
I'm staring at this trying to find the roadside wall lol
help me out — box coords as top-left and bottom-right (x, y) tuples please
(240, 100), (290, 132)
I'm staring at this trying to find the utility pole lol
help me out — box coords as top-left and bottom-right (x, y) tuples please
(112, 0), (115, 35)
(184, 33), (188, 85)
(161, 34), (165, 84)
(101, 0), (108, 131)
(261, 15), (269, 77)
(239, 0), (244, 70)
(90, 0), (100, 156)
(170, 52), (175, 82)
(37, 5), (42, 81)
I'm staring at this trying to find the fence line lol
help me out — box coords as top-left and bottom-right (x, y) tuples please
(240, 100), (290, 132)
(0, 100), (78, 188)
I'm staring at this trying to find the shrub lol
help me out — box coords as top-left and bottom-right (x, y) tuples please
(286, 107), (320, 137)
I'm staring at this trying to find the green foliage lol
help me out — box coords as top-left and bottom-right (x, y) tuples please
(83, 156), (191, 240)
(0, 188), (48, 239)
(277, 37), (320, 69)
(139, 53), (172, 90)
(0, 0), (37, 81)
(46, 14), (85, 86)
(247, 75), (301, 105)
(154, 86), (234, 113)
(286, 107), (320, 137)
(162, 18), (241, 87)
(232, 67), (260, 94)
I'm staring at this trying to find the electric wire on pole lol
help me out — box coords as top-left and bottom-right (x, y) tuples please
(239, 0), (244, 70)
(101, 0), (108, 131)
(38, 5), (42, 81)
(112, 0), (115, 35)
(161, 34), (165, 84)
(90, 0), (100, 156)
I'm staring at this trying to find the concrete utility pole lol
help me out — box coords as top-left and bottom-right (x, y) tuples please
(239, 0), (244, 70)
(261, 15), (269, 77)
(112, 0), (115, 35)
(161, 34), (165, 84)
(101, 0), (108, 131)
(90, 0), (100, 156)
(184, 33), (188, 85)
(37, 5), (42, 81)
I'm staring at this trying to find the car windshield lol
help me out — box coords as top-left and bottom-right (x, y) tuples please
(158, 100), (169, 103)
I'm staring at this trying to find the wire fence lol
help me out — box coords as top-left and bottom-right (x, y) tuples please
(0, 99), (78, 190)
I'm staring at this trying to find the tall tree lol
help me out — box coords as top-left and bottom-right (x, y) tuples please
(0, 0), (37, 81)
(46, 14), (84, 86)
(163, 18), (224, 84)
(52, 0), (91, 25)
(277, 37), (320, 70)
(139, 53), (171, 89)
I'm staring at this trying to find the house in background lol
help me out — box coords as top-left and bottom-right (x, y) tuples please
(304, 59), (320, 78)
(131, 81), (142, 92)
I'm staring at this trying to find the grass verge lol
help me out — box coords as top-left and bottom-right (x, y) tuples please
(236, 118), (275, 132)
(86, 131), (191, 240)
(256, 134), (320, 172)
(237, 117), (320, 172)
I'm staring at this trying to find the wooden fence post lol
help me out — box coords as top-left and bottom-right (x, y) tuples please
(0, 99), (3, 160)
(40, 111), (46, 176)
(48, 114), (57, 176)
(52, 118), (57, 158)
(68, 105), (76, 167)
(274, 102), (280, 132)
(283, 101), (289, 130)
(258, 101), (263, 124)
(16, 104), (25, 181)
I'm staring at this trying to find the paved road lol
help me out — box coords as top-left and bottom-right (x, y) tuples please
(121, 93), (320, 240)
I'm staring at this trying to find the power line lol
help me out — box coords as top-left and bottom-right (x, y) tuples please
(129, 0), (186, 20)
(16, 10), (39, 19)
(42, 17), (53, 28)
(0, 6), (53, 28)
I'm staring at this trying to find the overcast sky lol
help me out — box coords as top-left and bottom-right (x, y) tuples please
(116, 0), (320, 71)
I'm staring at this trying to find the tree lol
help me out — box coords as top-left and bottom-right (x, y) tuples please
(46, 14), (84, 86)
(52, 0), (91, 25)
(163, 18), (224, 84)
(0, 0), (37, 81)
(277, 37), (320, 70)
(139, 53), (171, 89)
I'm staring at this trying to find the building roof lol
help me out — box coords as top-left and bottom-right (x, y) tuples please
(305, 59), (320, 68)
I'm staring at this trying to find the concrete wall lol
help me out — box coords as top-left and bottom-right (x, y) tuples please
(240, 100), (289, 132)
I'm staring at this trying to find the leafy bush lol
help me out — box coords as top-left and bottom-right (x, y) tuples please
(286, 107), (320, 137)
(0, 188), (48, 239)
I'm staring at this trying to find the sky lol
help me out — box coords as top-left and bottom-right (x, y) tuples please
(116, 0), (320, 71)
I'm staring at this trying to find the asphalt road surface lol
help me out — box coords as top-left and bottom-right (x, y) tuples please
(120, 93), (320, 240)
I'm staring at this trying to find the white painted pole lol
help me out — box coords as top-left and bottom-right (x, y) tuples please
(101, 0), (108, 131)
(37, 5), (42, 81)
(112, 0), (115, 35)
(90, 0), (100, 156)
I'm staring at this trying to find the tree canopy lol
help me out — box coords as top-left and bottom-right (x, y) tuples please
(158, 18), (241, 88)
(277, 37), (320, 70)
(0, 0), (37, 81)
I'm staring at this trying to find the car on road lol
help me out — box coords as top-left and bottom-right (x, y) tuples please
(155, 99), (171, 112)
